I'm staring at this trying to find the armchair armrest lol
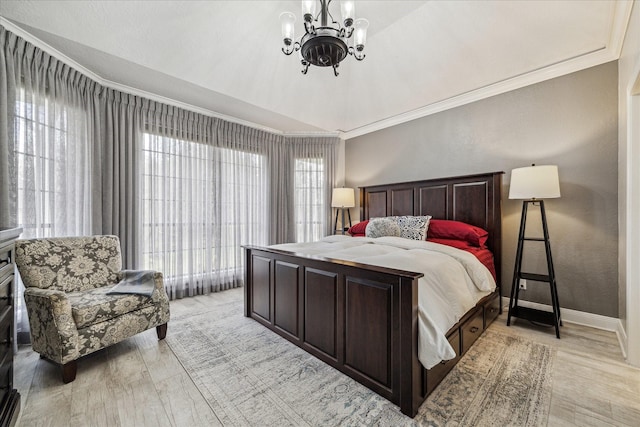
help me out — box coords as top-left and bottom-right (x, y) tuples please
(24, 287), (79, 364)
(116, 270), (164, 290)
(152, 271), (164, 290)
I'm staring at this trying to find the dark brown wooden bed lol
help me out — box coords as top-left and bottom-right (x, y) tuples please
(244, 171), (503, 417)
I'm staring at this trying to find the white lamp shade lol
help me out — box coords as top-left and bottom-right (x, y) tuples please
(332, 188), (355, 207)
(509, 165), (561, 199)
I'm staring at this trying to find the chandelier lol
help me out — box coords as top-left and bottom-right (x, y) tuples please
(280, 0), (369, 76)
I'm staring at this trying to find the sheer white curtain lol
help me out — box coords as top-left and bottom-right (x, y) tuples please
(289, 137), (337, 242)
(13, 88), (94, 239)
(7, 41), (95, 238)
(140, 106), (269, 298)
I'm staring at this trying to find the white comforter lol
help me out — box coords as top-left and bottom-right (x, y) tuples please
(270, 235), (496, 369)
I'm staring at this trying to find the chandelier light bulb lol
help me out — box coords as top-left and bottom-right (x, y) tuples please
(302, 0), (316, 23)
(354, 18), (369, 51)
(280, 12), (296, 47)
(340, 1), (355, 27)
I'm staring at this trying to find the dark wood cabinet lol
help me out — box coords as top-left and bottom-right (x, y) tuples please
(0, 228), (21, 427)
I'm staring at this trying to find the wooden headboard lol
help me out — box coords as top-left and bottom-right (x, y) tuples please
(360, 171), (504, 285)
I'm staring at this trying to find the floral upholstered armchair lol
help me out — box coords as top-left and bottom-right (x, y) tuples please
(14, 235), (170, 383)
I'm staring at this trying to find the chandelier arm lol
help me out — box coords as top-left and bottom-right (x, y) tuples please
(326, 10), (338, 27)
(282, 42), (301, 56)
(348, 46), (366, 61)
(301, 62), (310, 74)
(304, 21), (316, 35)
(333, 64), (339, 77)
(313, 1), (323, 24)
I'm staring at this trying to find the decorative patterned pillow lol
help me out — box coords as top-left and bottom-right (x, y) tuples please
(365, 218), (401, 238)
(394, 215), (431, 240)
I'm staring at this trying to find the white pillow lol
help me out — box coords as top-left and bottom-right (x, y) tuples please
(365, 217), (401, 238)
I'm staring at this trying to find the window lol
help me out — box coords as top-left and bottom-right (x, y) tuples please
(294, 157), (326, 242)
(141, 133), (267, 293)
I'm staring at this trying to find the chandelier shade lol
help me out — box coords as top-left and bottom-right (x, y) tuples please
(353, 18), (369, 51)
(280, 0), (369, 76)
(279, 12), (296, 46)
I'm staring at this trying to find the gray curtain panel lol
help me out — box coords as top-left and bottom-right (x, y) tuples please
(100, 90), (144, 268)
(0, 29), (17, 229)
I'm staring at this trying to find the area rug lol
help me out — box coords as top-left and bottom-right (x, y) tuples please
(166, 299), (554, 426)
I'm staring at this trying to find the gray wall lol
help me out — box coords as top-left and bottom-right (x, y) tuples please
(345, 61), (618, 317)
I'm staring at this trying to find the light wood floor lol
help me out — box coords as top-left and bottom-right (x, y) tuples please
(13, 288), (640, 426)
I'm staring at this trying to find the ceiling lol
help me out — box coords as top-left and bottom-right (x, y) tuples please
(0, 1), (634, 138)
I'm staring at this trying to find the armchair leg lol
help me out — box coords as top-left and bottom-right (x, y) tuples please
(156, 323), (168, 340)
(62, 360), (77, 383)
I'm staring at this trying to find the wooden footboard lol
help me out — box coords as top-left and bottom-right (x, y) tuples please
(244, 246), (426, 416)
(244, 246), (501, 417)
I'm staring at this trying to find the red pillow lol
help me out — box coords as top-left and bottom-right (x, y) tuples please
(427, 237), (473, 250)
(348, 220), (369, 236)
(427, 219), (488, 247)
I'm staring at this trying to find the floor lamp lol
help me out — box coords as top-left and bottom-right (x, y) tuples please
(332, 188), (355, 235)
(506, 164), (563, 338)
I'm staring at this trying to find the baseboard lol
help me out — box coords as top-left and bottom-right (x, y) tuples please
(617, 321), (628, 360)
(501, 297), (627, 358)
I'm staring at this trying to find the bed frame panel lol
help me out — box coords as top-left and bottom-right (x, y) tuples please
(244, 171), (503, 417)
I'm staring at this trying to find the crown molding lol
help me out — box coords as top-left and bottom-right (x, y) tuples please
(609, 0), (635, 59)
(283, 131), (342, 138)
(342, 1), (634, 140)
(1, 17), (103, 82)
